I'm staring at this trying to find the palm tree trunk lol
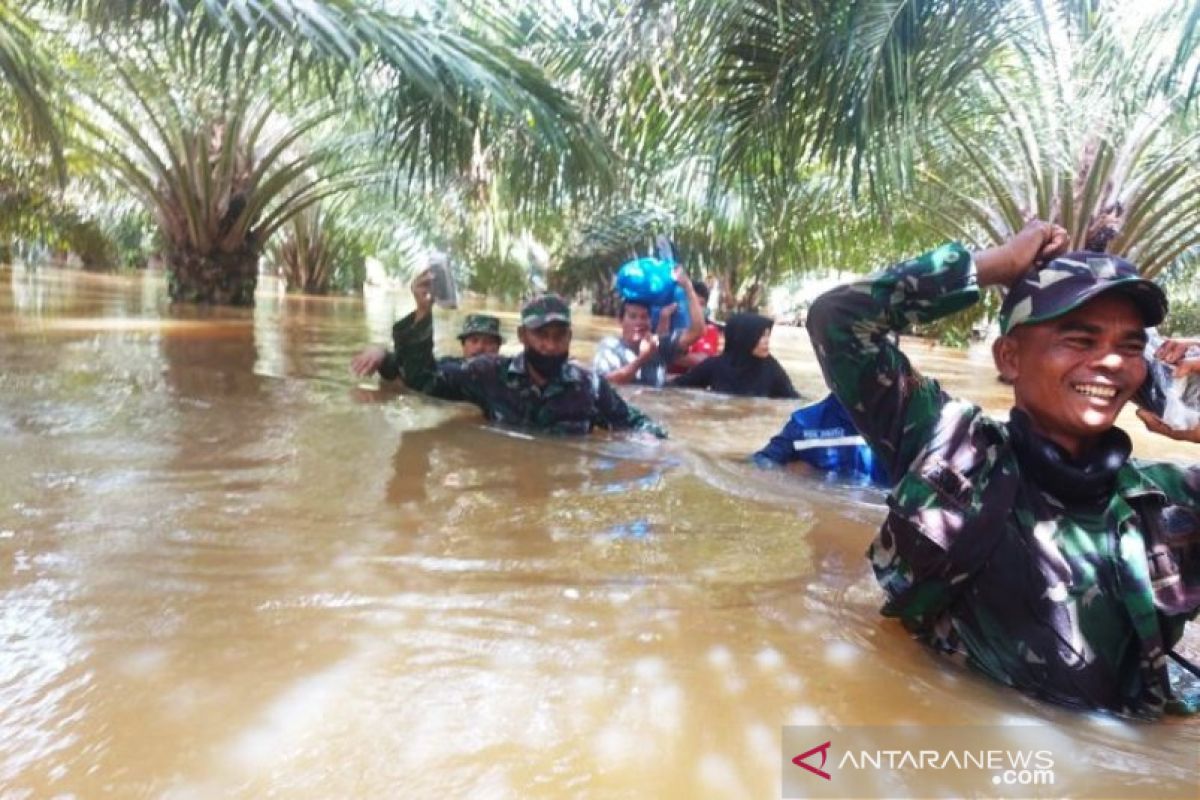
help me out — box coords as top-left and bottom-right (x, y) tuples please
(166, 247), (259, 306)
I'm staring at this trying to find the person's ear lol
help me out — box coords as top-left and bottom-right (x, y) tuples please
(517, 326), (528, 347)
(993, 334), (1019, 383)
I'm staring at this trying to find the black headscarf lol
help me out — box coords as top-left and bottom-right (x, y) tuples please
(722, 313), (774, 365)
(670, 313), (799, 398)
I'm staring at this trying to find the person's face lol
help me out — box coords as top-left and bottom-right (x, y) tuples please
(518, 322), (572, 356)
(753, 326), (772, 358)
(460, 334), (501, 358)
(620, 304), (651, 344)
(993, 293), (1147, 458)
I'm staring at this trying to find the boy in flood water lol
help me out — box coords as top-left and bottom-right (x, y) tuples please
(808, 220), (1199, 717)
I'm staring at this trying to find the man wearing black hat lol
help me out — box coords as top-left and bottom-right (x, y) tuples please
(807, 220), (1199, 717)
(391, 291), (666, 437)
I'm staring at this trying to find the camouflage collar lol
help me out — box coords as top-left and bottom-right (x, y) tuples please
(1114, 462), (1169, 503)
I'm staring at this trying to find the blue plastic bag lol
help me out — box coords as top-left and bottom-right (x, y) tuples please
(616, 257), (674, 305)
(615, 257), (690, 332)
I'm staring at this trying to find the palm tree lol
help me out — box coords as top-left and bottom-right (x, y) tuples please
(913, 4), (1200, 277)
(269, 203), (367, 295)
(711, 0), (1022, 199)
(75, 58), (368, 303)
(38, 0), (611, 302)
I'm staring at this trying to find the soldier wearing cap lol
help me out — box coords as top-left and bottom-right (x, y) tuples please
(351, 271), (504, 380)
(391, 291), (666, 437)
(455, 314), (504, 356)
(807, 220), (1199, 717)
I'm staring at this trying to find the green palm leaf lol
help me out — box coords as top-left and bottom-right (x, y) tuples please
(0, 3), (64, 179)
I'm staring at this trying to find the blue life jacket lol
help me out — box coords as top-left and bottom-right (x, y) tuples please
(754, 394), (890, 486)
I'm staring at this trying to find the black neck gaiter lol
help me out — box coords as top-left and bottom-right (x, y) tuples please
(524, 349), (568, 381)
(1007, 408), (1131, 505)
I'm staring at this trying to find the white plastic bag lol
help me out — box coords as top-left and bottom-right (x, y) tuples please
(1145, 331), (1200, 430)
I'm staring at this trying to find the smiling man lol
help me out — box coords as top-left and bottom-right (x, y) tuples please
(807, 221), (1200, 717)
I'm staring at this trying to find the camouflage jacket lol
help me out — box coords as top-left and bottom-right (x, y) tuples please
(394, 310), (666, 438)
(377, 311), (421, 382)
(807, 243), (1200, 717)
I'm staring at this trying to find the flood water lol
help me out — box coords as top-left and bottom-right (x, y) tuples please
(1, 265), (1196, 799)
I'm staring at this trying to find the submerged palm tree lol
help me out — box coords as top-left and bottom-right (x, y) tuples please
(270, 203), (366, 295)
(76, 58), (366, 304)
(39, 0), (610, 302)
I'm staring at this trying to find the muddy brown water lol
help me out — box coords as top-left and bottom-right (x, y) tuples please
(0, 265), (1196, 798)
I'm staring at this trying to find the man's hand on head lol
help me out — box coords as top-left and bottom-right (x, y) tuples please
(1004, 219), (1070, 272)
(1137, 408), (1200, 444)
(975, 220), (1069, 290)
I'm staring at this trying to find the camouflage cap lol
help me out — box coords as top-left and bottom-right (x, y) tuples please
(457, 314), (503, 343)
(998, 251), (1167, 335)
(520, 293), (571, 329)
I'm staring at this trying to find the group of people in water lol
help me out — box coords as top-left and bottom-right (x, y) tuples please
(351, 221), (1200, 720)
(350, 259), (878, 480)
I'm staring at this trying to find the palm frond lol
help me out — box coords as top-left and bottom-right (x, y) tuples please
(49, 0), (614, 189)
(714, 0), (1018, 197)
(0, 3), (64, 179)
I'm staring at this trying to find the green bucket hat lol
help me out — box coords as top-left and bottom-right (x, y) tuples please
(456, 314), (504, 343)
(520, 293), (571, 329)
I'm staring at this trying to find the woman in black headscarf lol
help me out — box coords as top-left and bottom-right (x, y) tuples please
(668, 313), (799, 398)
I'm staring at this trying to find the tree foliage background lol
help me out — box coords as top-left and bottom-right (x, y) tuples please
(1, 0), (1198, 323)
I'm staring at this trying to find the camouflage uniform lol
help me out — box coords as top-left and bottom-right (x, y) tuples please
(378, 312), (502, 381)
(807, 242), (1200, 717)
(394, 302), (666, 438)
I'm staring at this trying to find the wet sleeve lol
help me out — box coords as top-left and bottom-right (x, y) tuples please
(395, 311), (488, 405)
(378, 311), (422, 381)
(378, 352), (402, 382)
(754, 417), (805, 466)
(805, 243), (978, 478)
(658, 329), (683, 366)
(592, 373), (668, 438)
(669, 355), (716, 389)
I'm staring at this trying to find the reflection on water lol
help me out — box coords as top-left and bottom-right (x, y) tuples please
(0, 265), (1196, 798)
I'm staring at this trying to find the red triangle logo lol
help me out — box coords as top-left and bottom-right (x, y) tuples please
(792, 740), (832, 781)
